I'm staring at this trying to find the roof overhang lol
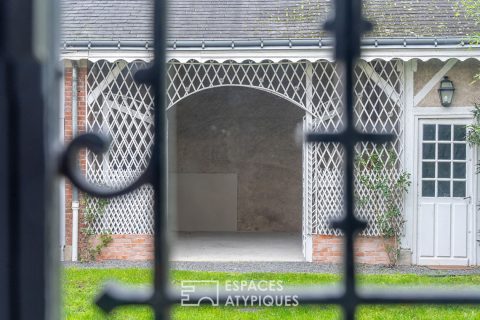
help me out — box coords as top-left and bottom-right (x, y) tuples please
(60, 38), (480, 63)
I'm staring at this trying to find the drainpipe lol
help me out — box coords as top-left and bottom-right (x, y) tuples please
(71, 61), (79, 261)
(59, 64), (66, 261)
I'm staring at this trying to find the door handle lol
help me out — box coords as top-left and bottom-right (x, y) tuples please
(464, 196), (471, 200)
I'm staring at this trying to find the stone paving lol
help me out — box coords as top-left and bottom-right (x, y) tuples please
(64, 261), (480, 276)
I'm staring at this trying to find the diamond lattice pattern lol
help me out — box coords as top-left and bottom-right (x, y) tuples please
(85, 59), (404, 236)
(86, 60), (154, 234)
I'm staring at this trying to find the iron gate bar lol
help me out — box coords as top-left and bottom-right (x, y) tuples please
(56, 0), (480, 320)
(1, 0), (60, 318)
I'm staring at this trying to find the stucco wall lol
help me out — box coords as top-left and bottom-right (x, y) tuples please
(172, 86), (304, 232)
(415, 59), (480, 107)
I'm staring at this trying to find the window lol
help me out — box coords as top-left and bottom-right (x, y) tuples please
(421, 124), (467, 198)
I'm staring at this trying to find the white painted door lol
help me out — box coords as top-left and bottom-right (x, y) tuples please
(417, 120), (472, 265)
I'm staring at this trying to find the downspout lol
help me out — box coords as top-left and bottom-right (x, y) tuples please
(59, 64), (66, 261)
(71, 61), (79, 261)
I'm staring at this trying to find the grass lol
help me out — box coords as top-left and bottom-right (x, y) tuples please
(64, 268), (480, 319)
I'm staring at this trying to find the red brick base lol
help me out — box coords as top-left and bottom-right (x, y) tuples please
(95, 235), (154, 261)
(313, 235), (392, 265)
(92, 234), (391, 264)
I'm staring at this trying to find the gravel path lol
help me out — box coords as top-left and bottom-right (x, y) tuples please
(63, 261), (480, 276)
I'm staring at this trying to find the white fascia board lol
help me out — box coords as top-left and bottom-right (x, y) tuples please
(60, 46), (480, 63)
(61, 49), (155, 62)
(168, 46), (480, 63)
(361, 46), (480, 62)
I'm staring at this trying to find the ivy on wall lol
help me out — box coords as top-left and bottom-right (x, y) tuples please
(467, 103), (480, 172)
(356, 148), (411, 266)
(80, 196), (112, 262)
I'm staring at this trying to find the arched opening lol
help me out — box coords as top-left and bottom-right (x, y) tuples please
(168, 86), (304, 261)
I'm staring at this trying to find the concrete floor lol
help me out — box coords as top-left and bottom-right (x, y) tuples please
(170, 232), (304, 262)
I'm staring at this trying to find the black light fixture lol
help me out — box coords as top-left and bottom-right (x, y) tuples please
(438, 76), (455, 107)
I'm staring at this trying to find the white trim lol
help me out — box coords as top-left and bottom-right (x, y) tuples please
(473, 139), (479, 265)
(62, 50), (154, 63)
(71, 201), (79, 262)
(105, 98), (154, 125)
(413, 106), (475, 116)
(303, 62), (314, 262)
(358, 60), (400, 103)
(87, 61), (127, 104)
(417, 258), (470, 266)
(60, 46), (480, 63)
(402, 60), (415, 256)
(304, 235), (313, 262)
(413, 59), (458, 106)
(166, 84), (314, 116)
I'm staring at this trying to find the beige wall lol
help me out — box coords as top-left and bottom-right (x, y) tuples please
(171, 86), (303, 232)
(176, 173), (238, 232)
(415, 59), (480, 107)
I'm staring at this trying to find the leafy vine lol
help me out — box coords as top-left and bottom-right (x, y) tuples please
(80, 195), (112, 262)
(356, 148), (411, 266)
(467, 103), (480, 172)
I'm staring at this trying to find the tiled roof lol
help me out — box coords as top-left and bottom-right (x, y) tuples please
(60, 0), (478, 41)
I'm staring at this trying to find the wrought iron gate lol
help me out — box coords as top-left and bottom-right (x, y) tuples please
(3, 0), (480, 320)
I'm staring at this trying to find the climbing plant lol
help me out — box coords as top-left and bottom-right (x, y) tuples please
(467, 103), (480, 172)
(79, 195), (112, 262)
(458, 0), (480, 81)
(356, 148), (411, 266)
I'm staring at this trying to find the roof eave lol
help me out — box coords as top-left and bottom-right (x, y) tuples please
(61, 37), (475, 51)
(59, 37), (480, 63)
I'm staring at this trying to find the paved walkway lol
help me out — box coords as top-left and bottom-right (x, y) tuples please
(63, 232), (480, 275)
(171, 232), (304, 262)
(64, 261), (480, 275)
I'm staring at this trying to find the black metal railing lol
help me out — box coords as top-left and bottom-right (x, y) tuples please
(60, 0), (480, 320)
(4, 0), (480, 320)
(1, 0), (60, 319)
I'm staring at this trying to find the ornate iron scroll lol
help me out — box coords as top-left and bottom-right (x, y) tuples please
(59, 1), (480, 320)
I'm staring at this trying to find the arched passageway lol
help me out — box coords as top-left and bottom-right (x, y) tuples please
(169, 86), (304, 261)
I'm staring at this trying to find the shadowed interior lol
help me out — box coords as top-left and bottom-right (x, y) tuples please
(172, 86), (304, 232)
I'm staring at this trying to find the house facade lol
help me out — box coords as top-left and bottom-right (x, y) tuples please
(60, 0), (480, 265)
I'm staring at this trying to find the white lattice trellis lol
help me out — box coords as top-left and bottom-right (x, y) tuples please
(86, 60), (155, 234)
(308, 60), (405, 235)
(85, 58), (404, 237)
(167, 60), (309, 112)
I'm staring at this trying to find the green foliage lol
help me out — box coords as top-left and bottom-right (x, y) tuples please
(80, 195), (112, 262)
(467, 103), (480, 146)
(64, 268), (480, 319)
(467, 103), (480, 173)
(460, 0), (480, 23)
(356, 148), (411, 266)
(84, 232), (113, 262)
(459, 0), (480, 81)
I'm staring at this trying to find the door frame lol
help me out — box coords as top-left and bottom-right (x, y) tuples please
(410, 107), (477, 265)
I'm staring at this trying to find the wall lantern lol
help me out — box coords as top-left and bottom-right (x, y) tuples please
(438, 76), (455, 107)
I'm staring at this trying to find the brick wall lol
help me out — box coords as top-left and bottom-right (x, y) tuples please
(96, 235), (154, 261)
(95, 235), (390, 263)
(313, 235), (393, 265)
(61, 59), (394, 264)
(63, 61), (88, 260)
(63, 60), (154, 262)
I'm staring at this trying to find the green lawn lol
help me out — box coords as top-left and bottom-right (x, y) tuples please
(64, 268), (480, 319)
